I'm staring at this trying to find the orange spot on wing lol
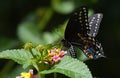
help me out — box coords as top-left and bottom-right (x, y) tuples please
(83, 50), (88, 53)
(88, 54), (93, 58)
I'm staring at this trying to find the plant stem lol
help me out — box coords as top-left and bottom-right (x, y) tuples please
(38, 73), (45, 78)
(54, 72), (57, 78)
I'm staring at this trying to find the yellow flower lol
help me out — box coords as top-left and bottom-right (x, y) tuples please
(21, 72), (31, 78)
(16, 69), (37, 78)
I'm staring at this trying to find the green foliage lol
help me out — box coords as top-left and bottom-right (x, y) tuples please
(75, 46), (90, 61)
(52, 0), (75, 14)
(0, 44), (93, 78)
(41, 56), (92, 78)
(0, 49), (33, 68)
(17, 22), (64, 45)
(17, 22), (42, 45)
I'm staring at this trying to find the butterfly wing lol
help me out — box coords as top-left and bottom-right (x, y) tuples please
(64, 6), (104, 59)
(94, 40), (105, 58)
(65, 6), (89, 42)
(88, 14), (103, 37)
(64, 6), (89, 58)
(61, 39), (77, 58)
(86, 14), (104, 59)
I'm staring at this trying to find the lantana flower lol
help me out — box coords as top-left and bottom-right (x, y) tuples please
(16, 69), (37, 78)
(44, 48), (67, 64)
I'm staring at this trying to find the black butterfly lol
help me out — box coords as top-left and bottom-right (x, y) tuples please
(62, 6), (105, 59)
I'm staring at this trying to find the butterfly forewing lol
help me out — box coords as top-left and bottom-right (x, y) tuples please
(88, 14), (103, 37)
(65, 6), (89, 42)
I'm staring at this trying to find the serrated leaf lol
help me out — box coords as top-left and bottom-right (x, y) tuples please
(0, 49), (33, 68)
(40, 56), (93, 78)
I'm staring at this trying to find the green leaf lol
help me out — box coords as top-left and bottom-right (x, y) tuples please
(74, 46), (90, 61)
(17, 22), (64, 45)
(40, 56), (93, 78)
(17, 22), (42, 45)
(0, 49), (33, 68)
(52, 0), (75, 14)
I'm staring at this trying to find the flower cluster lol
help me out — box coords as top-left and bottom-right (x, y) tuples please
(44, 48), (67, 64)
(16, 69), (37, 78)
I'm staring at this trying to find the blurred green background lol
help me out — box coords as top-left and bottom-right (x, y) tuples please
(0, 0), (120, 78)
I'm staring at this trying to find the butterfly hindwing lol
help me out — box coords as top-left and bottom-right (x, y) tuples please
(61, 39), (77, 58)
(88, 14), (103, 37)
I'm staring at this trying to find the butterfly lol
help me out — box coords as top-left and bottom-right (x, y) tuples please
(62, 6), (105, 59)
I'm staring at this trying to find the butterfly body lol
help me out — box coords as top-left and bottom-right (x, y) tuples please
(63, 6), (104, 59)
